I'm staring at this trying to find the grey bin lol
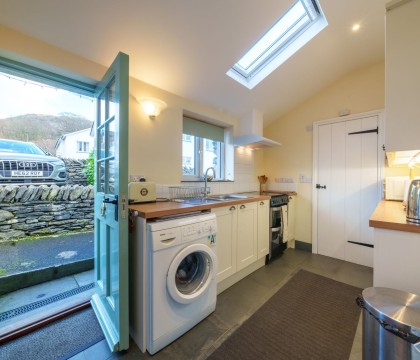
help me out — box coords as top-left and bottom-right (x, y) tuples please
(359, 287), (420, 360)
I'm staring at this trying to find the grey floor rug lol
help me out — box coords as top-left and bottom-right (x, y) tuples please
(208, 269), (362, 360)
(0, 307), (104, 360)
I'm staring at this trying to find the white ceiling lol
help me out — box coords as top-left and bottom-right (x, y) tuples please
(0, 0), (386, 125)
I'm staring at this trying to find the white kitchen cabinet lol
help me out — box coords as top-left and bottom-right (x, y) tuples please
(373, 227), (420, 295)
(287, 195), (296, 244)
(212, 201), (259, 282)
(257, 200), (269, 259)
(385, 0), (420, 151)
(236, 202), (258, 271)
(212, 204), (237, 283)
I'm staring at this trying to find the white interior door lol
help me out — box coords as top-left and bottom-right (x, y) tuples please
(317, 121), (346, 260)
(344, 116), (379, 265)
(313, 111), (383, 267)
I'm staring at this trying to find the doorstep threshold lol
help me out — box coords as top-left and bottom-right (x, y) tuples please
(0, 284), (94, 345)
(0, 283), (94, 323)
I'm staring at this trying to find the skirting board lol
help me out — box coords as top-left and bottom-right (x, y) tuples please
(295, 240), (312, 252)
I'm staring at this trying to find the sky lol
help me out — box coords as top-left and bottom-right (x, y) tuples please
(0, 72), (95, 120)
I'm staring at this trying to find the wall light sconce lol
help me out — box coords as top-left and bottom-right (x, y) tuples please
(137, 97), (167, 119)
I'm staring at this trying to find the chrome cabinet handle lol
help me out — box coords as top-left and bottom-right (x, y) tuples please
(229, 206), (236, 211)
(240, 204), (246, 209)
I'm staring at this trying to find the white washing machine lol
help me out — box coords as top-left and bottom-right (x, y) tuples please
(146, 212), (217, 355)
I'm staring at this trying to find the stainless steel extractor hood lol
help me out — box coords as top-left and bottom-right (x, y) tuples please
(233, 109), (281, 150)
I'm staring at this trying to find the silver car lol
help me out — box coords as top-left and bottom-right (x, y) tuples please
(0, 139), (67, 184)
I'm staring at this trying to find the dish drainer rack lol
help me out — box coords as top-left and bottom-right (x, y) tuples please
(169, 186), (207, 201)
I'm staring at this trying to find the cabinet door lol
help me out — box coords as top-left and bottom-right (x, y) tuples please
(237, 202), (257, 271)
(287, 196), (296, 243)
(385, 0), (420, 151)
(212, 205), (237, 282)
(257, 200), (269, 259)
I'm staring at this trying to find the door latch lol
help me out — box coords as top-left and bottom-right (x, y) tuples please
(103, 195), (119, 221)
(316, 184), (327, 189)
(101, 203), (106, 216)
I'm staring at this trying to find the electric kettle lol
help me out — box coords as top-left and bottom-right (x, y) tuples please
(406, 179), (420, 223)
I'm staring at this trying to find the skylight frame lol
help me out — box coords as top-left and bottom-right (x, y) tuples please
(227, 0), (328, 89)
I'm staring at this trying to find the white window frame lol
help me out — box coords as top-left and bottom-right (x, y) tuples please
(226, 0), (327, 89)
(182, 115), (234, 182)
(183, 134), (192, 142)
(77, 141), (90, 153)
(182, 135), (225, 181)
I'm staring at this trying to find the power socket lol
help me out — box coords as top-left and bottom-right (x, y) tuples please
(130, 175), (145, 182)
(275, 177), (294, 183)
(299, 174), (312, 183)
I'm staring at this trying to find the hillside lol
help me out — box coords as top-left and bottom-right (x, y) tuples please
(0, 114), (93, 155)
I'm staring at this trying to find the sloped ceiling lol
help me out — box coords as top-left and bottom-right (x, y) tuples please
(0, 0), (385, 125)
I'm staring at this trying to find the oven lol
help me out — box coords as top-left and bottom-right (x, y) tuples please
(266, 193), (289, 264)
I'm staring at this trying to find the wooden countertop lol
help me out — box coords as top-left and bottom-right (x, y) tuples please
(369, 200), (420, 234)
(129, 194), (271, 219)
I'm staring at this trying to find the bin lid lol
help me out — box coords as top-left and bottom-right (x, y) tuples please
(362, 287), (420, 337)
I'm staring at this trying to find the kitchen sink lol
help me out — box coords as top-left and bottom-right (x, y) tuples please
(181, 194), (251, 204)
(182, 198), (220, 205)
(205, 194), (250, 201)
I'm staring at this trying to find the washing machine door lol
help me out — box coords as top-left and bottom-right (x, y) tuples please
(167, 243), (216, 304)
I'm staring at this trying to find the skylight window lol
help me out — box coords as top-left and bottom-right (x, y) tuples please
(227, 0), (327, 89)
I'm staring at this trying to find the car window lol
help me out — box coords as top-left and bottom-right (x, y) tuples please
(0, 140), (46, 155)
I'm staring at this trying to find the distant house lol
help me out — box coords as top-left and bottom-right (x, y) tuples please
(55, 128), (93, 160)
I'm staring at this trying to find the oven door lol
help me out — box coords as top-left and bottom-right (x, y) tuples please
(270, 207), (282, 228)
(270, 227), (282, 251)
(268, 226), (286, 261)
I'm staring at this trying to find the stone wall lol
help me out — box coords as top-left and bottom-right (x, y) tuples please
(63, 158), (89, 185)
(0, 184), (94, 242)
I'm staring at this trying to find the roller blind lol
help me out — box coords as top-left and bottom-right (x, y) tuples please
(183, 116), (224, 143)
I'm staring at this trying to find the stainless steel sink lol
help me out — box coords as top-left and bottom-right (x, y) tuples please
(181, 194), (250, 204)
(183, 198), (220, 205)
(206, 194), (250, 201)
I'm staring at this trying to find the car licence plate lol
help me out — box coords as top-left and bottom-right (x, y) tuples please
(11, 171), (43, 177)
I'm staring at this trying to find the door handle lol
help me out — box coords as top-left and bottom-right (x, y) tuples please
(103, 197), (118, 205)
(103, 195), (119, 221)
(316, 184), (327, 189)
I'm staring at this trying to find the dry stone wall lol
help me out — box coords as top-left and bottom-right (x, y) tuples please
(62, 158), (88, 185)
(0, 184), (94, 242)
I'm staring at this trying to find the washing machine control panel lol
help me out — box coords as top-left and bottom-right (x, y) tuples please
(182, 219), (217, 243)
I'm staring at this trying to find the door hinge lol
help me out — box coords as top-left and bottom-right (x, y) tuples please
(348, 127), (378, 135)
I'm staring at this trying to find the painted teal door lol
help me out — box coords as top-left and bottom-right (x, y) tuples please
(91, 52), (129, 352)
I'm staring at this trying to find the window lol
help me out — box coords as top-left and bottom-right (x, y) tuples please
(205, 139), (213, 151)
(183, 134), (192, 142)
(226, 0), (327, 89)
(182, 116), (225, 180)
(77, 141), (90, 152)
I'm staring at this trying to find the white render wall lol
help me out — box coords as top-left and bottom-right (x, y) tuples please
(56, 128), (93, 160)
